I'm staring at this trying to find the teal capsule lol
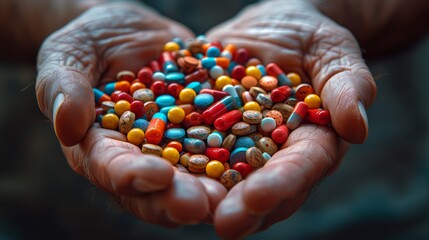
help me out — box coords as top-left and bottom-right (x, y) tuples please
(256, 64), (266, 77)
(164, 128), (186, 143)
(194, 93), (214, 111)
(222, 84), (242, 107)
(230, 147), (248, 166)
(165, 72), (185, 84)
(183, 138), (206, 154)
(155, 94), (176, 109)
(186, 81), (202, 94)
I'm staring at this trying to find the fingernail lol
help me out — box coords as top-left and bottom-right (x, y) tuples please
(52, 93), (65, 137)
(357, 100), (368, 140)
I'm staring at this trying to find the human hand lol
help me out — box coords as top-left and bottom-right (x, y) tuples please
(36, 2), (227, 226)
(207, 0), (377, 238)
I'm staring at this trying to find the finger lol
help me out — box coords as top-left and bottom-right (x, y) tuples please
(119, 171), (210, 225)
(62, 126), (175, 194)
(305, 22), (377, 143)
(241, 125), (345, 215)
(196, 175), (228, 223)
(214, 182), (264, 240)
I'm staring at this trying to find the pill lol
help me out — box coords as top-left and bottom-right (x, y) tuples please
(151, 81), (167, 96)
(127, 128), (145, 146)
(186, 81), (202, 94)
(163, 41), (181, 52)
(182, 112), (203, 129)
(294, 83), (314, 101)
(245, 147), (266, 168)
(206, 46), (221, 57)
(233, 48), (250, 65)
(257, 137), (278, 155)
(141, 143), (163, 156)
(205, 147), (230, 163)
(183, 138), (206, 154)
(256, 93), (273, 109)
(234, 136), (255, 149)
(179, 88), (197, 104)
(132, 118), (149, 131)
(222, 84), (242, 107)
(287, 72), (302, 87)
(201, 57), (230, 69)
(104, 80), (131, 95)
(133, 88), (155, 103)
(152, 72), (165, 82)
(260, 117), (277, 132)
(248, 132), (264, 143)
(207, 131), (224, 147)
(243, 101), (261, 112)
(249, 86), (267, 98)
(262, 152), (271, 161)
(180, 152), (192, 167)
(116, 92), (134, 103)
(272, 103), (294, 121)
(145, 112), (167, 144)
(137, 66), (153, 86)
(285, 97), (299, 107)
(304, 93), (322, 109)
(185, 69), (208, 84)
(229, 147), (248, 166)
(286, 101), (308, 130)
(164, 128), (186, 142)
(271, 86), (292, 103)
(242, 110), (263, 124)
(101, 113), (119, 130)
(149, 60), (161, 73)
(166, 141), (183, 152)
(202, 96), (235, 125)
(162, 147), (180, 165)
(101, 101), (115, 112)
(119, 110), (135, 134)
(194, 93), (214, 111)
(162, 51), (178, 73)
(232, 162), (252, 179)
(167, 106), (185, 124)
(222, 133), (237, 152)
(199, 89), (230, 101)
(271, 125), (289, 144)
(221, 43), (236, 60)
(259, 76), (278, 91)
(266, 63), (292, 86)
(143, 101), (159, 121)
(305, 109), (331, 125)
(188, 154), (210, 173)
(116, 70), (135, 82)
(231, 65), (246, 80)
(265, 110), (284, 126)
(214, 109), (243, 132)
(129, 82), (146, 96)
(215, 75), (232, 90)
(166, 83), (184, 98)
(186, 126), (211, 140)
(93, 88), (111, 105)
(206, 160), (225, 179)
(220, 169), (242, 189)
(246, 66), (262, 80)
(231, 121), (257, 136)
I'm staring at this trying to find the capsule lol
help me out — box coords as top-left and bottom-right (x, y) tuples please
(185, 69), (208, 84)
(286, 101), (308, 130)
(201, 57), (230, 69)
(93, 88), (111, 105)
(214, 109), (243, 132)
(183, 138), (206, 154)
(221, 43), (237, 60)
(161, 51), (178, 73)
(182, 112), (203, 129)
(266, 63), (292, 87)
(145, 112), (167, 144)
(205, 147), (230, 163)
(305, 109), (331, 125)
(202, 96), (235, 125)
(222, 84), (242, 108)
(271, 86), (292, 103)
(199, 89), (230, 101)
(104, 80), (131, 95)
(233, 48), (250, 65)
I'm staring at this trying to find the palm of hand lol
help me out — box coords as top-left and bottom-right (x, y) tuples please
(36, 1), (376, 239)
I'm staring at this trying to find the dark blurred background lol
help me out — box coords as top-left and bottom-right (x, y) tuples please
(1, 0), (428, 239)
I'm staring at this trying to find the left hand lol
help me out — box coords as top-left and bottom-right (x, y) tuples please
(207, 0), (376, 238)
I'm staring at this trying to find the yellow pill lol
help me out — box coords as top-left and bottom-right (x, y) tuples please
(162, 147), (180, 165)
(206, 160), (225, 179)
(127, 128), (145, 146)
(215, 75), (232, 90)
(245, 66), (262, 80)
(243, 101), (262, 112)
(304, 93), (322, 109)
(287, 72), (302, 87)
(168, 106), (186, 124)
(101, 113), (119, 130)
(114, 100), (130, 117)
(163, 41), (180, 52)
(179, 88), (197, 104)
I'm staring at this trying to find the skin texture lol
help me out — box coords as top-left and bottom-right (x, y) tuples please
(31, 0), (390, 239)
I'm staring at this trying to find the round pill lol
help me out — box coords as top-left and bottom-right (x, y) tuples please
(233, 162), (252, 179)
(167, 106), (185, 124)
(207, 131), (223, 147)
(162, 147), (180, 165)
(245, 147), (266, 168)
(179, 88), (197, 104)
(101, 113), (119, 130)
(234, 136), (255, 149)
(180, 152), (192, 167)
(188, 154), (210, 173)
(259, 76), (278, 91)
(215, 75), (232, 90)
(209, 65), (224, 79)
(127, 128), (145, 146)
(257, 137), (278, 155)
(116, 70), (135, 81)
(164, 41), (180, 52)
(240, 75), (258, 90)
(232, 121), (257, 136)
(152, 72), (165, 82)
(287, 72), (302, 87)
(222, 133), (237, 152)
(166, 141), (183, 152)
(260, 117), (276, 132)
(156, 94), (176, 108)
(220, 169), (242, 189)
(133, 88), (155, 103)
(206, 160), (225, 179)
(245, 66), (262, 79)
(242, 110), (263, 124)
(114, 100), (131, 117)
(243, 101), (261, 112)
(119, 110), (135, 134)
(304, 93), (322, 109)
(265, 110), (284, 126)
(194, 93), (214, 111)
(294, 83), (314, 101)
(229, 147), (248, 166)
(187, 126), (211, 140)
(141, 143), (162, 156)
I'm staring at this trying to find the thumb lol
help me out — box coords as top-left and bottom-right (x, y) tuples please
(36, 64), (95, 146)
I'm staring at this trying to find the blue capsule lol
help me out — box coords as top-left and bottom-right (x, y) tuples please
(183, 138), (206, 154)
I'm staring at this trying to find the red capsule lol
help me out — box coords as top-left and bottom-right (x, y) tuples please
(271, 124), (289, 144)
(110, 90), (122, 102)
(205, 148), (230, 163)
(137, 67), (153, 86)
(149, 60), (161, 73)
(150, 81), (167, 96)
(270, 86), (292, 103)
(214, 110), (243, 132)
(130, 100), (145, 119)
(305, 109), (331, 125)
(233, 162), (252, 178)
(185, 69), (208, 84)
(116, 92), (133, 103)
(199, 89), (230, 102)
(166, 83), (184, 98)
(233, 48), (250, 65)
(231, 65), (246, 80)
(286, 101), (308, 130)
(182, 112), (203, 129)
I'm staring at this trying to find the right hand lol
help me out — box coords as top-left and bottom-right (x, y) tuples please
(36, 2), (227, 226)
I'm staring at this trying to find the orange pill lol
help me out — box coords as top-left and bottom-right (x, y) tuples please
(166, 141), (183, 153)
(265, 110), (284, 126)
(241, 75), (258, 90)
(259, 76), (278, 91)
(129, 82), (146, 96)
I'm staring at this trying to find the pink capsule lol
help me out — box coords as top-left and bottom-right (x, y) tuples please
(266, 63), (292, 87)
(286, 101), (308, 130)
(241, 91), (254, 104)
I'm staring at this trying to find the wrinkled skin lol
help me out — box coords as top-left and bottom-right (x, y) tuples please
(35, 1), (377, 239)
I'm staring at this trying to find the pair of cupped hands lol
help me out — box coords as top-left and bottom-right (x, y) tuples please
(35, 0), (376, 239)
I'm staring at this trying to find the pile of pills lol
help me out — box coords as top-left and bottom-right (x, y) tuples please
(93, 36), (331, 189)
